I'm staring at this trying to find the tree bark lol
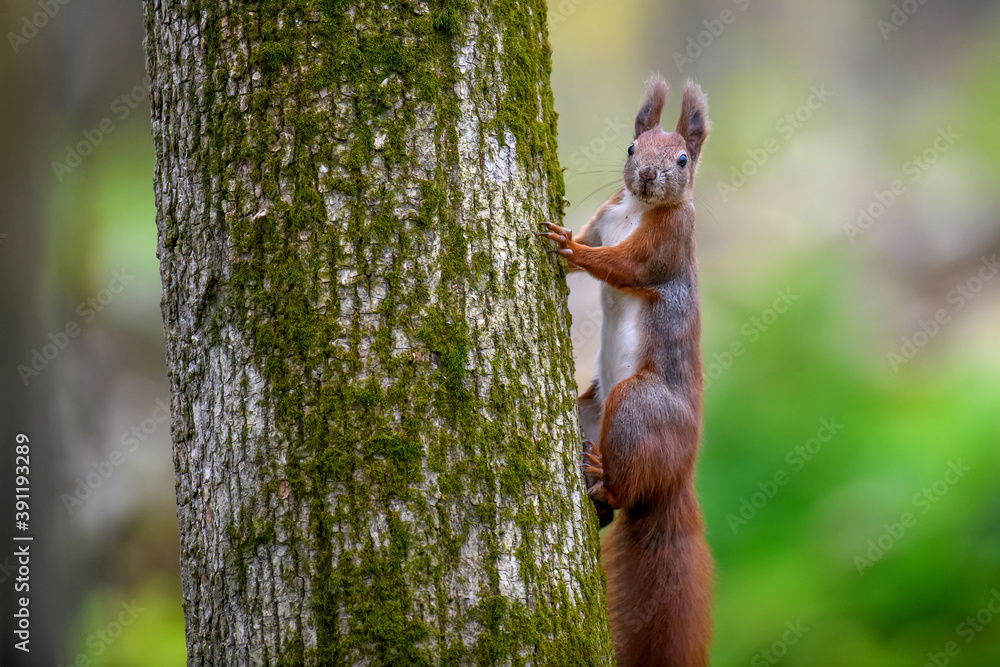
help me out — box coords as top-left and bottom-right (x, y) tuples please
(144, 1), (613, 664)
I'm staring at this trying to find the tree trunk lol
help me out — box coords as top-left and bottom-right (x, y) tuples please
(144, 1), (613, 664)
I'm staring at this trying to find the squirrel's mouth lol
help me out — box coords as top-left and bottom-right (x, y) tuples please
(631, 181), (661, 203)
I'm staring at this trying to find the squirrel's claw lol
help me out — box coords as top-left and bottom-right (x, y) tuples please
(583, 440), (615, 526)
(538, 221), (572, 239)
(537, 222), (575, 258)
(581, 440), (605, 490)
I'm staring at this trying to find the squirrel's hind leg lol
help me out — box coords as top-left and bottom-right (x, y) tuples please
(599, 370), (698, 510)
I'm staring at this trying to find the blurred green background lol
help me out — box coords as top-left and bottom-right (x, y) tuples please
(1, 0), (998, 664)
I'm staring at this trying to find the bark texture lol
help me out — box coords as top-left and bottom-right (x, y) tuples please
(144, 0), (613, 664)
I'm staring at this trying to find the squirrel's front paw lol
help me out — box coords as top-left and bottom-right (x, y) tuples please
(537, 222), (575, 256)
(582, 440), (604, 492)
(582, 440), (616, 527)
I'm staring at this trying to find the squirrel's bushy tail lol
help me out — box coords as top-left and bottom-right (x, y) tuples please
(602, 484), (713, 667)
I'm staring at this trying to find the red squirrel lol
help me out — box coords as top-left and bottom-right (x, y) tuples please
(540, 75), (713, 667)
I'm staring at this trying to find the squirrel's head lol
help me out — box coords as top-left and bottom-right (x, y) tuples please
(624, 75), (710, 208)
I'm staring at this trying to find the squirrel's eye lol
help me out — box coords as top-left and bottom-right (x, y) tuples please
(678, 154), (688, 167)
(627, 144), (635, 156)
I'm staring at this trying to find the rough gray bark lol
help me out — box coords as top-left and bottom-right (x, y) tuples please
(144, 0), (613, 664)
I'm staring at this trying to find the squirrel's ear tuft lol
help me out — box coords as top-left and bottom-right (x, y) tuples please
(634, 74), (668, 139)
(676, 80), (710, 162)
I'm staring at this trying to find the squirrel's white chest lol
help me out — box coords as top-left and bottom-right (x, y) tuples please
(595, 193), (648, 403)
(597, 192), (645, 246)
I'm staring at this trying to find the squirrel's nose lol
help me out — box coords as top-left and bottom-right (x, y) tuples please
(638, 166), (657, 182)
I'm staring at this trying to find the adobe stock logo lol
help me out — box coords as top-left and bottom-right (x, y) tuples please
(922, 589), (1000, 667)
(704, 288), (799, 390)
(57, 600), (145, 666)
(548, 0), (589, 26)
(17, 268), (135, 385)
(878, 0), (934, 41)
(750, 620), (810, 666)
(52, 84), (149, 182)
(716, 85), (833, 202)
(844, 126), (959, 244)
(672, 0), (752, 73)
(726, 417), (843, 534)
(887, 255), (998, 372)
(565, 116), (628, 186)
(853, 459), (969, 575)
(7, 0), (72, 54)
(62, 398), (170, 514)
